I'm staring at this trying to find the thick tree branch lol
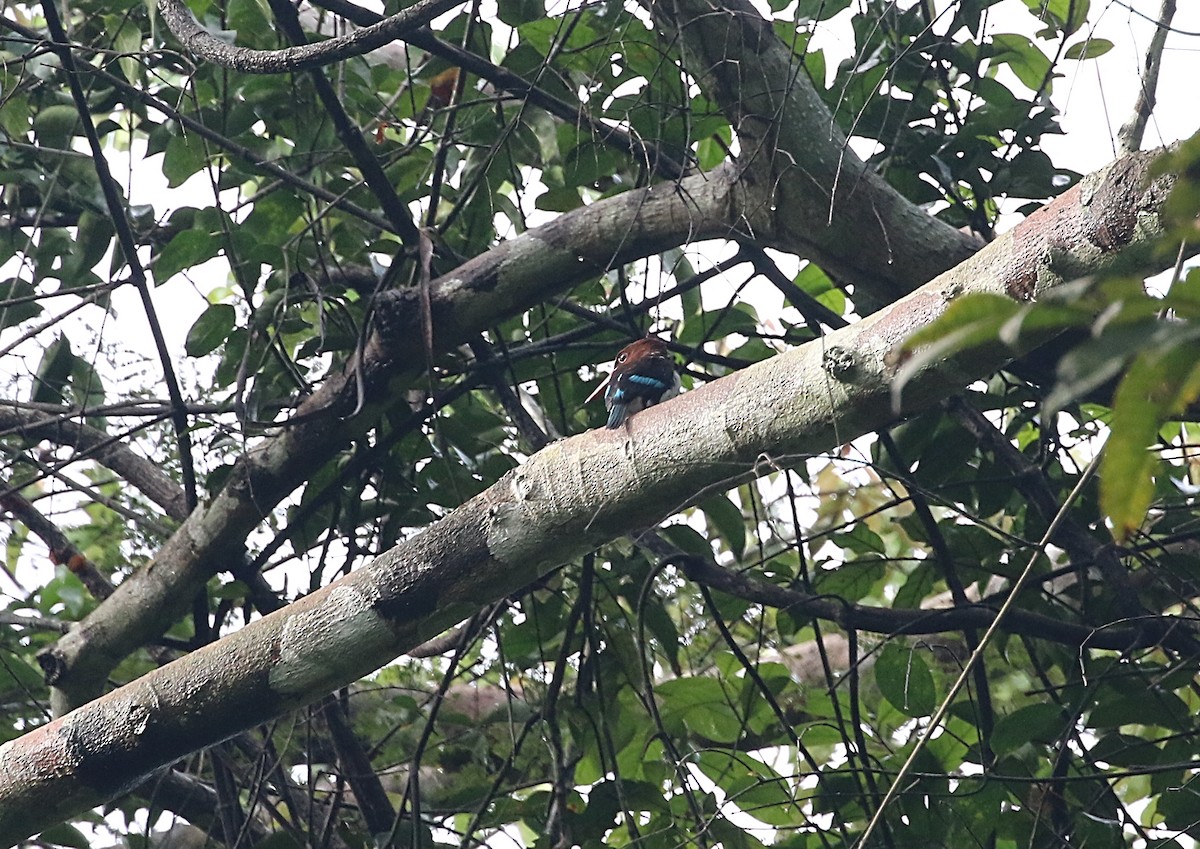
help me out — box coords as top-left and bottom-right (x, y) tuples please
(0, 144), (1189, 843)
(29, 0), (1182, 722)
(368, 169), (741, 358)
(37, 142), (1175, 713)
(158, 0), (464, 74)
(654, 0), (984, 307)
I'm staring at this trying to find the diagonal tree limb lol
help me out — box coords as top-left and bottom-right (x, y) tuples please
(38, 136), (1177, 713)
(39, 164), (741, 712)
(649, 0), (984, 307)
(0, 487), (116, 600)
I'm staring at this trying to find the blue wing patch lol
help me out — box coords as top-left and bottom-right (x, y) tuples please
(627, 374), (668, 390)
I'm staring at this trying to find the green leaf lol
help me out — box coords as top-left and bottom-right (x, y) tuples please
(0, 278), (43, 329)
(832, 524), (886, 556)
(61, 210), (115, 279)
(1101, 340), (1200, 542)
(0, 647), (44, 701)
(162, 133), (206, 187)
(655, 677), (742, 743)
(640, 598), (681, 674)
(1163, 267), (1200, 318)
(535, 186), (583, 212)
(815, 557), (886, 603)
(1043, 321), (1156, 415)
(695, 750), (797, 827)
(31, 335), (76, 405)
(113, 18), (143, 84)
(695, 128), (731, 170)
(1022, 0), (1090, 35)
(892, 561), (938, 610)
(1088, 688), (1192, 731)
(68, 353), (106, 410)
(795, 262), (834, 297)
(699, 494), (746, 557)
(35, 823), (91, 849)
(1065, 38), (1113, 61)
(186, 303), (237, 357)
(990, 703), (1065, 755)
(33, 104), (81, 150)
(989, 34), (1053, 92)
(228, 0), (271, 37)
(875, 643), (936, 718)
(155, 228), (221, 283)
(498, 0), (541, 26)
(893, 292), (1021, 402)
(796, 0), (852, 21)
(1089, 732), (1164, 768)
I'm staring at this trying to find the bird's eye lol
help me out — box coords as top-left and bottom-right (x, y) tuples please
(617, 353), (628, 363)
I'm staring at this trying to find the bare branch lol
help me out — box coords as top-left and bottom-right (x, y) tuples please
(0, 487), (115, 600)
(1118, 0), (1177, 154)
(0, 612), (68, 633)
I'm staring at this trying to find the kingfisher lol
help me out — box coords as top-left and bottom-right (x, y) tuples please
(586, 337), (681, 429)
